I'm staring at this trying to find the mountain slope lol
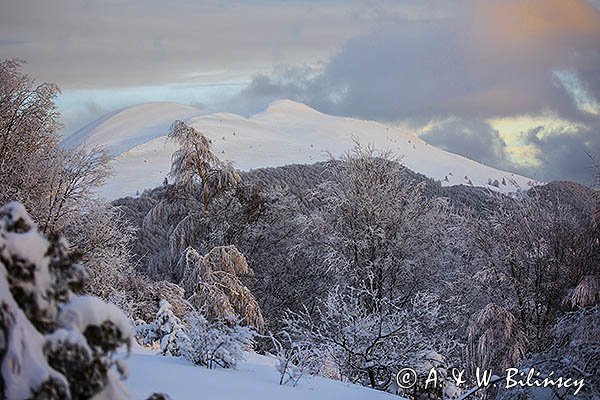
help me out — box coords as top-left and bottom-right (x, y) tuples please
(62, 102), (203, 155)
(63, 99), (537, 199)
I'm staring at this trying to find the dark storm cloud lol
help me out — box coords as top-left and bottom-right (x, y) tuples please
(420, 119), (509, 169)
(417, 118), (600, 184)
(418, 117), (600, 184)
(523, 122), (600, 184)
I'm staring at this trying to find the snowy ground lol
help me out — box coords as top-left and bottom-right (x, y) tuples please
(63, 100), (538, 199)
(126, 349), (400, 400)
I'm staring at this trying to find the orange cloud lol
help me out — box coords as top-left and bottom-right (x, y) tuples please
(476, 0), (600, 43)
(471, 0), (600, 66)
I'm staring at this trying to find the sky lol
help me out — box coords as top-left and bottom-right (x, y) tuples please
(1, 0), (600, 184)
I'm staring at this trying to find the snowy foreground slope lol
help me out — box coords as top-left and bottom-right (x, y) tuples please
(64, 99), (537, 199)
(127, 350), (399, 400)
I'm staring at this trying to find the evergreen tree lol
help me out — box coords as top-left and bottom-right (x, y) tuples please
(0, 202), (132, 399)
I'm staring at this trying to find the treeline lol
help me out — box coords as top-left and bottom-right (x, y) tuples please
(115, 127), (600, 398)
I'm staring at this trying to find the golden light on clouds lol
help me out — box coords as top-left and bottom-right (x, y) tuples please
(488, 113), (587, 167)
(489, 113), (585, 142)
(506, 145), (543, 168)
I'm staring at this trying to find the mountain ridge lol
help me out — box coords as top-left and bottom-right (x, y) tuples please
(61, 99), (538, 199)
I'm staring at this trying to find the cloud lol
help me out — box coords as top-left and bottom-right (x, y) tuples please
(521, 121), (600, 184)
(0, 0), (385, 89)
(420, 118), (509, 169)
(56, 82), (225, 136)
(416, 116), (600, 184)
(0, 39), (29, 46)
(238, 0), (600, 122)
(229, 0), (600, 184)
(553, 69), (600, 117)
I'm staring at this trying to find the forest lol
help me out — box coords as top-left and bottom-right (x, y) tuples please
(1, 59), (599, 399)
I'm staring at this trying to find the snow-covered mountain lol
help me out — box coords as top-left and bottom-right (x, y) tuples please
(63, 99), (537, 199)
(62, 102), (204, 155)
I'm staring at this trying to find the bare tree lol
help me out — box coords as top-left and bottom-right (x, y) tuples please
(303, 143), (451, 309)
(0, 59), (61, 168)
(0, 59), (113, 235)
(0, 59), (61, 217)
(41, 147), (111, 233)
(63, 202), (142, 314)
(285, 283), (456, 394)
(467, 194), (584, 372)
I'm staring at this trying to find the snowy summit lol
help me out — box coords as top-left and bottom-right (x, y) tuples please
(63, 100), (537, 199)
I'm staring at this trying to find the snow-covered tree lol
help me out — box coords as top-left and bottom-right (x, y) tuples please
(457, 182), (600, 396)
(268, 330), (321, 386)
(168, 120), (240, 215)
(137, 191), (202, 280)
(40, 146), (111, 234)
(467, 195), (585, 370)
(183, 312), (254, 369)
(567, 274), (600, 308)
(496, 306), (599, 400)
(157, 300), (188, 356)
(141, 300), (189, 357)
(63, 203), (138, 312)
(147, 280), (192, 321)
(131, 121), (243, 280)
(285, 283), (457, 394)
(179, 245), (265, 332)
(0, 59), (147, 317)
(303, 144), (451, 309)
(0, 202), (132, 399)
(467, 303), (527, 372)
(0, 59), (61, 218)
(0, 60), (112, 236)
(135, 302), (255, 371)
